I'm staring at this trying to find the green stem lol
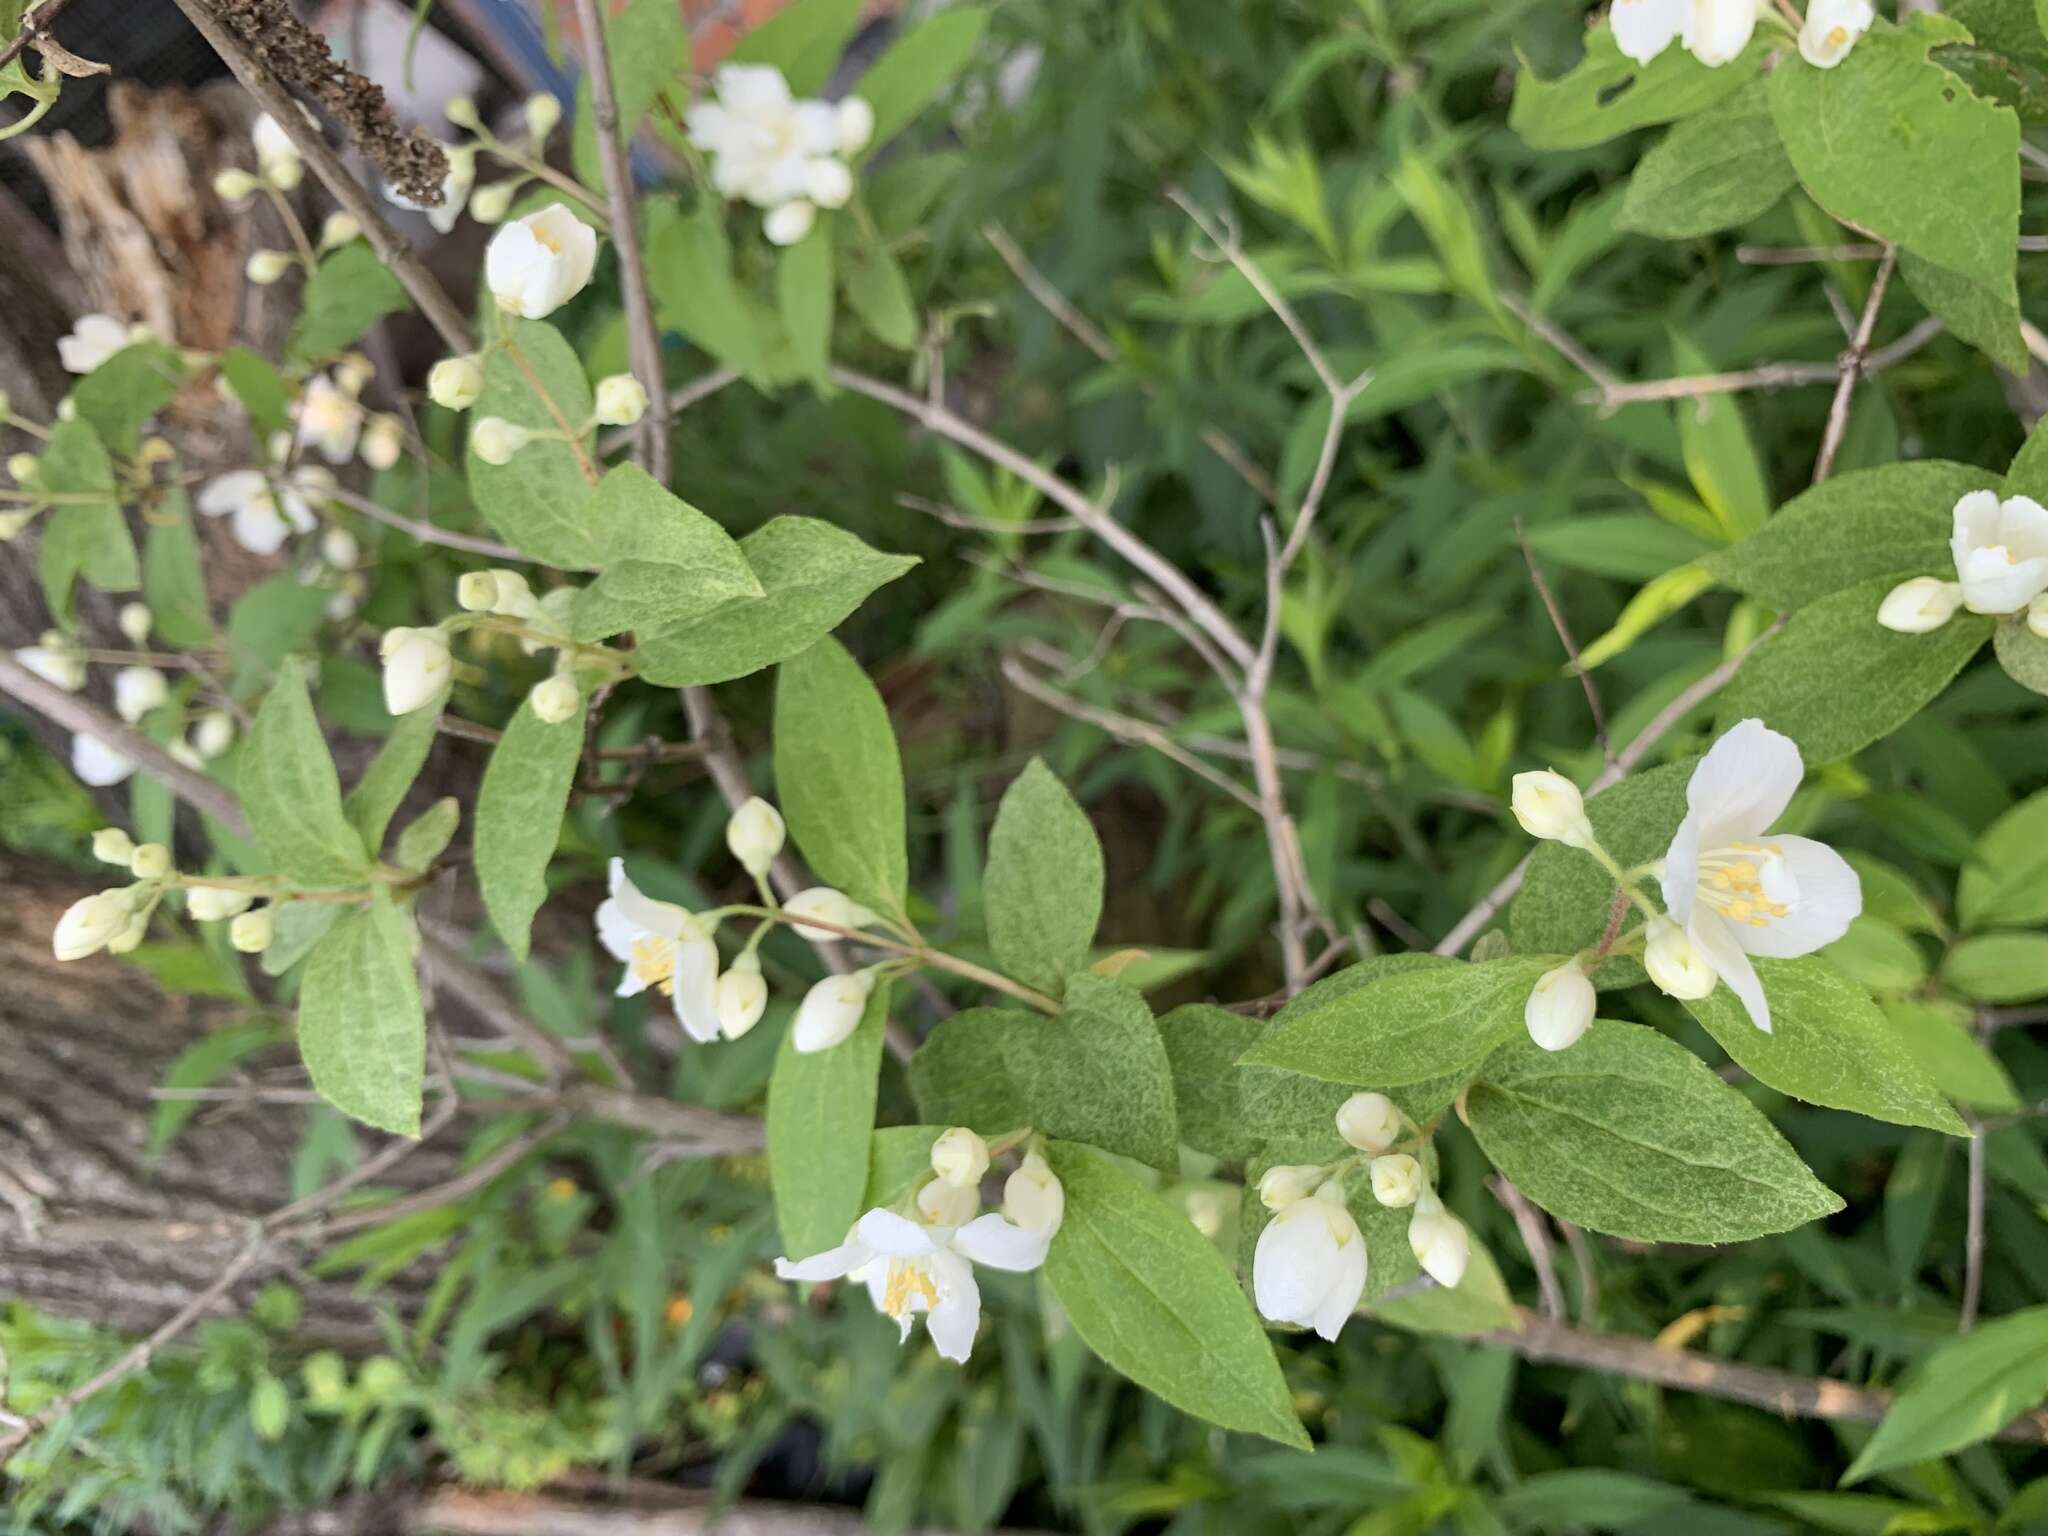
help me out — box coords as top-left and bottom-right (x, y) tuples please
(722, 903), (1060, 1015)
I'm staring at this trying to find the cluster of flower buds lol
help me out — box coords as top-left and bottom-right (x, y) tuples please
(1879, 491), (2048, 639)
(13, 633), (236, 786)
(55, 830), (273, 963)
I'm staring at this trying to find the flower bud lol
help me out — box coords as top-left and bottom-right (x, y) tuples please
(486, 204), (597, 316)
(187, 884), (254, 922)
(92, 827), (135, 865)
(763, 199), (816, 248)
(54, 891), (128, 960)
(1877, 576), (1963, 635)
(805, 157), (853, 210)
(782, 886), (880, 940)
(112, 665), (169, 725)
(320, 525), (360, 572)
(524, 92), (562, 142)
(360, 413), (404, 471)
(593, 373), (648, 427)
(714, 953), (768, 1039)
(1407, 1199), (1471, 1289)
(129, 842), (172, 880)
(726, 796), (786, 877)
(17, 635), (86, 692)
(245, 249), (293, 286)
(2033, 592), (2048, 641)
(230, 907), (275, 954)
(470, 416), (530, 466)
(428, 355), (485, 411)
(445, 95), (481, 129)
(318, 211), (361, 250)
(456, 570), (501, 611)
(1510, 770), (1594, 849)
(1644, 917), (1717, 1001)
(1335, 1091), (1402, 1153)
(835, 96), (875, 157)
(931, 1126), (991, 1189)
(917, 1177), (978, 1227)
(469, 180), (517, 225)
(1253, 1181), (1367, 1341)
(0, 510), (28, 540)
(492, 569), (537, 619)
(8, 452), (38, 484)
(192, 709), (235, 759)
(1003, 1150), (1065, 1234)
(1370, 1154), (1424, 1209)
(790, 967), (878, 1053)
(529, 674), (580, 724)
(1525, 959), (1596, 1052)
(213, 168), (260, 201)
(380, 627), (453, 716)
(1258, 1163), (1323, 1212)
(117, 602), (152, 645)
(333, 353), (374, 398)
(107, 910), (150, 956)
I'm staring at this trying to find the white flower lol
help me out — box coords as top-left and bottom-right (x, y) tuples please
(320, 526), (360, 572)
(1511, 769), (1595, 848)
(196, 470), (319, 556)
(360, 413), (405, 472)
(1253, 1180), (1367, 1342)
(54, 891), (129, 960)
(470, 416), (530, 466)
(774, 1201), (1052, 1363)
(485, 204), (598, 319)
(428, 355), (485, 411)
(379, 626), (452, 716)
(1877, 576), (1964, 634)
(715, 953), (768, 1039)
(57, 313), (130, 374)
(16, 639), (86, 692)
(1609, 0), (1756, 68)
(318, 212), (361, 251)
(687, 64), (840, 209)
(245, 250), (293, 286)
(525, 93), (563, 143)
(1657, 719), (1862, 1032)
(1335, 1091), (1401, 1153)
(593, 374), (649, 428)
(763, 200), (817, 247)
(1686, 0), (1760, 65)
(1258, 1164), (1323, 1211)
(72, 734), (134, 787)
(111, 666), (167, 726)
(791, 967), (881, 1052)
(1525, 960), (1596, 1052)
(1799, 0), (1873, 67)
(386, 144), (476, 235)
(931, 1127), (991, 1189)
(117, 602), (152, 646)
(1950, 490), (2048, 615)
(595, 859), (722, 1043)
(187, 884), (253, 921)
(782, 886), (881, 940)
(1369, 1154), (1423, 1209)
(251, 112), (301, 181)
(529, 674), (580, 724)
(192, 709), (235, 759)
(1407, 1192), (1471, 1289)
(296, 374), (364, 465)
(835, 96), (874, 157)
(1003, 1151), (1064, 1233)
(230, 907), (274, 953)
(725, 796), (785, 877)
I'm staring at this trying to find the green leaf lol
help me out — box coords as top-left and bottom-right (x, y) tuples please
(1823, 916), (1928, 994)
(141, 491), (213, 647)
(843, 219), (919, 350)
(1672, 335), (1769, 540)
(1845, 1305), (2048, 1482)
(647, 200), (774, 385)
(984, 758), (1104, 995)
(632, 516), (919, 686)
(1683, 955), (1967, 1135)
(343, 706), (439, 857)
(1158, 1004), (1266, 1163)
(287, 243), (411, 365)
(1392, 153), (1499, 323)
(774, 220), (834, 386)
(1041, 1142), (1308, 1449)
(1944, 933), (2048, 1002)
(767, 979), (889, 1256)
(1771, 15), (2019, 298)
(36, 416), (134, 622)
(569, 464), (762, 642)
(1993, 613), (2048, 696)
(474, 689), (586, 961)
(1720, 577), (1993, 763)
(1510, 26), (1763, 151)
(217, 346), (292, 438)
(1000, 974), (1178, 1172)
(907, 1006), (1034, 1130)
(1238, 955), (1559, 1088)
(297, 899), (425, 1136)
(1884, 997), (2020, 1112)
(466, 319), (601, 569)
(1959, 789), (2048, 930)
(1466, 1020), (1844, 1244)
(728, 0), (863, 95)
(856, 5), (989, 144)
(570, 0), (688, 186)
(1707, 461), (1995, 611)
(393, 796), (461, 872)
(240, 657), (371, 887)
(226, 573), (326, 695)
(259, 900), (343, 978)
(69, 340), (186, 456)
(1618, 84), (1796, 239)
(1575, 561), (1716, 672)
(774, 637), (907, 921)
(1523, 515), (1717, 582)
(1899, 247), (2029, 372)
(864, 1122), (945, 1208)
(1371, 1240), (1520, 1337)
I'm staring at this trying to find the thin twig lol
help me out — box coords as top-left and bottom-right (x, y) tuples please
(1570, 317), (1941, 413)
(1491, 1178), (1566, 1322)
(1557, 1218), (1598, 1323)
(1813, 248), (1897, 484)
(323, 484), (525, 562)
(1501, 292), (1623, 396)
(1515, 513), (1611, 765)
(1962, 1121), (1987, 1333)
(0, 0), (79, 71)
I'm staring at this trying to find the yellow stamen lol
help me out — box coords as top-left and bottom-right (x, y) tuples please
(631, 936), (676, 996)
(882, 1260), (937, 1319)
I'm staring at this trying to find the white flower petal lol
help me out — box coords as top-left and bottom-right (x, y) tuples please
(670, 933), (723, 1043)
(1685, 717), (1804, 846)
(1311, 1232), (1367, 1341)
(1660, 811), (1704, 926)
(856, 1207), (941, 1258)
(1611, 0), (1687, 62)
(1252, 1199), (1340, 1327)
(1689, 909), (1771, 1032)
(605, 858), (689, 939)
(1737, 837), (1862, 959)
(924, 1250), (982, 1362)
(775, 1234), (873, 1282)
(950, 1213), (1053, 1273)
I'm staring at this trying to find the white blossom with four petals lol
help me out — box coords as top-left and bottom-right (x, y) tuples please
(685, 64), (870, 246)
(1949, 490), (2048, 615)
(595, 859), (722, 1042)
(1252, 1178), (1367, 1341)
(196, 470), (319, 556)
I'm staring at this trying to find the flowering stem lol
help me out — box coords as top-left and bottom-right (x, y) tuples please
(263, 183), (319, 271)
(720, 904), (1061, 1015)
(478, 137), (611, 225)
(1581, 841), (1663, 927)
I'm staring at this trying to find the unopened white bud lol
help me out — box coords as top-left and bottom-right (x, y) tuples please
(725, 796), (785, 877)
(930, 1126), (991, 1189)
(593, 373), (648, 427)
(1335, 1091), (1402, 1153)
(187, 884), (253, 922)
(528, 674), (580, 724)
(445, 95), (480, 129)
(129, 842), (172, 880)
(834, 96), (874, 157)
(427, 355), (485, 411)
(762, 199), (816, 247)
(782, 886), (880, 940)
(117, 602), (152, 645)
(106, 910), (150, 956)
(54, 892), (128, 960)
(360, 413), (404, 471)
(92, 827), (135, 865)
(1370, 1154), (1423, 1208)
(245, 249), (294, 286)
(470, 416), (530, 466)
(1511, 770), (1595, 849)
(317, 212), (361, 250)
(469, 180), (517, 225)
(332, 353), (373, 398)
(1525, 960), (1596, 1052)
(456, 570), (500, 611)
(269, 158), (303, 189)
(8, 452), (38, 485)
(230, 907), (274, 954)
(714, 952), (768, 1039)
(213, 168), (260, 201)
(1258, 1163), (1323, 1212)
(805, 157), (853, 210)
(1408, 1200), (1471, 1289)
(192, 709), (235, 759)
(1003, 1150), (1065, 1234)
(380, 627), (452, 716)
(112, 665), (169, 725)
(1877, 576), (1964, 635)
(1644, 917), (1717, 1001)
(917, 1178), (978, 1227)
(319, 525), (360, 571)
(524, 92), (562, 142)
(488, 569), (536, 619)
(790, 967), (879, 1053)
(0, 510), (29, 541)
